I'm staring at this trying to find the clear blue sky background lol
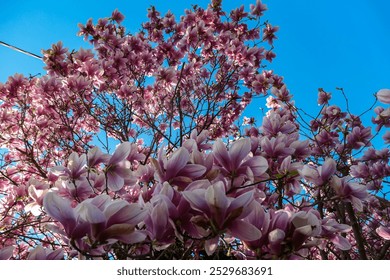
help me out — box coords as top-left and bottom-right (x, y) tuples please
(1, 0), (389, 145)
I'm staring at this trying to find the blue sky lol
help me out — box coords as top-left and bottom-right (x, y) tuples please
(1, 0), (389, 145)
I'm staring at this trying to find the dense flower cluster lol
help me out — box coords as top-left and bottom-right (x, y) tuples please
(0, 0), (389, 259)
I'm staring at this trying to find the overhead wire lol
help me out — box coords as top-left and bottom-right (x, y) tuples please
(0, 40), (43, 60)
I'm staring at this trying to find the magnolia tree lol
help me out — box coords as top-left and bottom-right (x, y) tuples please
(0, 0), (389, 260)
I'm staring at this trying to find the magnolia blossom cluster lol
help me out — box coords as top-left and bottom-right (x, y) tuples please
(0, 131), (356, 259)
(0, 0), (389, 260)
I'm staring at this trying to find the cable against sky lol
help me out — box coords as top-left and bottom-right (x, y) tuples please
(0, 40), (42, 60)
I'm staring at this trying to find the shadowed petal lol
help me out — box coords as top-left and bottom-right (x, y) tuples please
(76, 202), (106, 224)
(331, 235), (351, 250)
(182, 189), (208, 213)
(179, 164), (207, 178)
(0, 246), (14, 260)
(229, 138), (251, 169)
(228, 191), (254, 213)
(98, 224), (136, 243)
(184, 179), (211, 191)
(319, 158), (336, 182)
(46, 248), (65, 260)
(151, 202), (169, 239)
(205, 236), (219, 256)
(43, 192), (76, 234)
(165, 147), (190, 179)
(106, 202), (147, 227)
(229, 220), (262, 241)
(213, 140), (230, 170)
(243, 156), (268, 176)
(27, 246), (47, 260)
(107, 172), (125, 191)
(268, 228), (285, 244)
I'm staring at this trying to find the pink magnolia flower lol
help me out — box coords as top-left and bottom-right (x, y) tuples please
(250, 0), (267, 17)
(111, 9), (125, 24)
(320, 217), (352, 250)
(330, 176), (369, 211)
(152, 147), (206, 189)
(87, 146), (110, 167)
(291, 211), (321, 250)
(261, 135), (295, 159)
(317, 89), (331, 105)
(183, 181), (261, 244)
(43, 192), (147, 245)
(299, 158), (336, 186)
(213, 138), (268, 184)
(376, 226), (390, 240)
(25, 179), (50, 216)
(104, 142), (137, 191)
(51, 152), (87, 180)
(144, 186), (179, 248)
(377, 89), (390, 104)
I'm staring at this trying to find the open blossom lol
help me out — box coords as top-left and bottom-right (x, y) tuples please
(43, 192), (147, 246)
(376, 226), (390, 240)
(299, 158), (336, 186)
(330, 176), (369, 212)
(152, 146), (206, 189)
(212, 138), (268, 184)
(250, 0), (267, 17)
(321, 218), (352, 250)
(104, 142), (138, 191)
(183, 181), (261, 247)
(51, 152), (87, 180)
(24, 179), (50, 216)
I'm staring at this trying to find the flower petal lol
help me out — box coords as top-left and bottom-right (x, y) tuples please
(46, 248), (64, 260)
(205, 182), (229, 214)
(377, 89), (390, 104)
(331, 234), (351, 250)
(0, 246), (14, 260)
(76, 201), (106, 224)
(165, 147), (190, 179)
(243, 156), (268, 177)
(229, 138), (251, 169)
(376, 226), (390, 240)
(205, 236), (219, 256)
(98, 224), (136, 243)
(43, 192), (76, 234)
(179, 164), (207, 179)
(107, 172), (125, 191)
(319, 158), (336, 182)
(229, 220), (262, 241)
(109, 142), (131, 165)
(268, 228), (285, 244)
(228, 191), (254, 213)
(104, 200), (128, 223)
(182, 189), (208, 213)
(27, 245), (47, 260)
(213, 139), (230, 170)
